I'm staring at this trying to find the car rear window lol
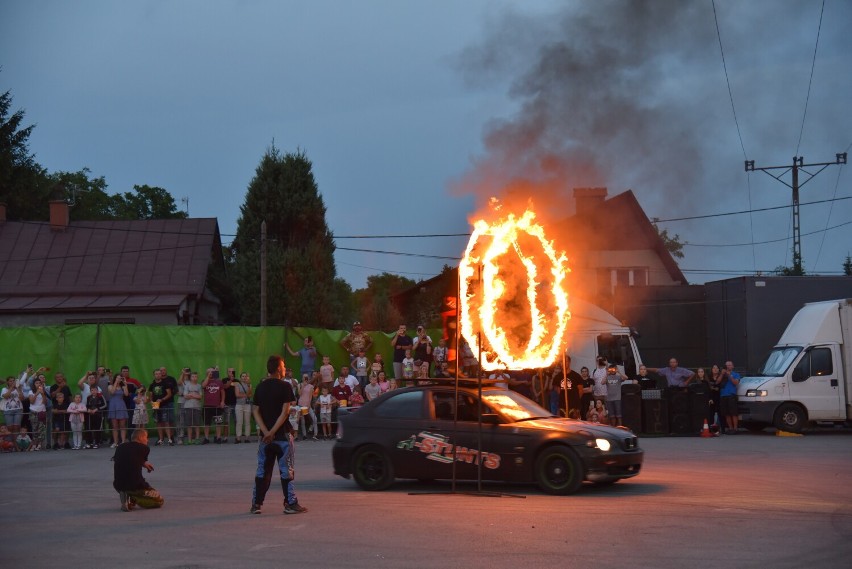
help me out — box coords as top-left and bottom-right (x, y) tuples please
(374, 391), (425, 419)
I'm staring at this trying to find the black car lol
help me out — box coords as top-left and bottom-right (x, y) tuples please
(332, 382), (644, 495)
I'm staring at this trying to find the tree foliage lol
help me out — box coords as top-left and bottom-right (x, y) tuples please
(774, 250), (805, 276)
(231, 146), (346, 327)
(0, 87), (50, 219)
(651, 218), (685, 259)
(842, 254), (851, 276)
(353, 273), (416, 330)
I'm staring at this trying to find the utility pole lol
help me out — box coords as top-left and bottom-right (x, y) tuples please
(745, 152), (847, 274)
(260, 220), (267, 326)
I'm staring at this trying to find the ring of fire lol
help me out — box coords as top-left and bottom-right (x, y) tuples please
(459, 209), (570, 371)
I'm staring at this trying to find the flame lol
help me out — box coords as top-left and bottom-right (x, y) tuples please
(459, 207), (570, 370)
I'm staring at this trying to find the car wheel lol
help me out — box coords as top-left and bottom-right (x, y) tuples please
(774, 403), (806, 433)
(352, 444), (394, 491)
(535, 445), (583, 495)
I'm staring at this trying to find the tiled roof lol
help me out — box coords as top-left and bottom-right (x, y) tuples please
(0, 218), (220, 311)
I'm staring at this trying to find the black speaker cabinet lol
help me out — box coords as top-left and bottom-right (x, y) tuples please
(668, 388), (692, 435)
(641, 389), (668, 435)
(688, 382), (709, 433)
(621, 383), (642, 433)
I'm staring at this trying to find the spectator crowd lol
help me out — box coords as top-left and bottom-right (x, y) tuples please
(0, 319), (747, 452)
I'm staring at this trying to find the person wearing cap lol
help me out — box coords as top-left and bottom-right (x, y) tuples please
(341, 321), (373, 365)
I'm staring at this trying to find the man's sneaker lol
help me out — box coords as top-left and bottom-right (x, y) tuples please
(155, 439), (164, 446)
(119, 492), (131, 512)
(168, 439), (174, 446)
(284, 502), (308, 515)
(84, 444), (92, 449)
(201, 438), (209, 445)
(250, 503), (262, 514)
(93, 444), (99, 449)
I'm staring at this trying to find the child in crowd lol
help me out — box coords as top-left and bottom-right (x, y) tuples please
(402, 349), (415, 385)
(319, 356), (334, 387)
(67, 394), (87, 449)
(417, 360), (430, 385)
(378, 371), (390, 394)
(52, 391), (70, 450)
(432, 339), (447, 371)
(353, 349), (369, 391)
(318, 386), (333, 439)
(388, 378), (399, 391)
(288, 405), (301, 434)
(0, 425), (14, 452)
(132, 387), (148, 431)
(16, 426), (32, 451)
(85, 386), (107, 449)
(349, 386), (364, 409)
(364, 373), (381, 401)
(371, 353), (385, 377)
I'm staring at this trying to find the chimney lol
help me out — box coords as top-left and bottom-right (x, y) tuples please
(0, 202), (6, 223)
(573, 187), (608, 217)
(49, 182), (69, 231)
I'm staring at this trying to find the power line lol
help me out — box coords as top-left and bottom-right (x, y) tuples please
(813, 141), (852, 269)
(712, 0), (747, 160)
(653, 194), (851, 223)
(684, 218), (852, 248)
(335, 246), (460, 261)
(795, 0), (825, 156)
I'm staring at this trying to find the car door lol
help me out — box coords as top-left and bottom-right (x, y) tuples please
(371, 390), (431, 479)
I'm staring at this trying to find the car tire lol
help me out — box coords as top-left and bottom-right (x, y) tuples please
(352, 444), (394, 491)
(774, 403), (806, 433)
(534, 445), (583, 495)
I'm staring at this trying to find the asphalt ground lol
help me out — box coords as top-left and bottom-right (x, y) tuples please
(2, 429), (851, 569)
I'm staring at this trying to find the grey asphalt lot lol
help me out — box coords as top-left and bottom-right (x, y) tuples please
(2, 430), (851, 569)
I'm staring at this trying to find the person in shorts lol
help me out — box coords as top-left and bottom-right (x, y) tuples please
(201, 368), (225, 444)
(604, 363), (628, 427)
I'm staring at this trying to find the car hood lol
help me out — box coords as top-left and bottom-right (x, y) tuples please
(511, 417), (635, 439)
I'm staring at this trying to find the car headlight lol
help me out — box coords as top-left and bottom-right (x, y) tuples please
(586, 438), (611, 451)
(746, 389), (768, 397)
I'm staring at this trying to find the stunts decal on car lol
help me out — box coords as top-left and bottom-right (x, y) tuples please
(397, 431), (501, 469)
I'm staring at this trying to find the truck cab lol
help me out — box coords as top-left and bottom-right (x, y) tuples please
(738, 299), (851, 432)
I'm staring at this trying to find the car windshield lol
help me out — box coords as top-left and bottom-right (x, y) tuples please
(480, 390), (553, 422)
(758, 346), (802, 376)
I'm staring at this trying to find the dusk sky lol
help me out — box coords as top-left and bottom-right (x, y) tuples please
(2, 1), (850, 290)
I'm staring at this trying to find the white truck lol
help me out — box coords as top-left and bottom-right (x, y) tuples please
(738, 298), (852, 432)
(562, 298), (643, 377)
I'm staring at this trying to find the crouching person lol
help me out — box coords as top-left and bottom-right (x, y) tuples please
(113, 429), (164, 512)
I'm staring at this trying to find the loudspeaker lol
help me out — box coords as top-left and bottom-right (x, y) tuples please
(621, 383), (642, 433)
(688, 382), (709, 433)
(641, 389), (668, 435)
(668, 388), (692, 435)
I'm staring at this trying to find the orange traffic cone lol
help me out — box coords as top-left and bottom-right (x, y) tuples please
(701, 419), (713, 438)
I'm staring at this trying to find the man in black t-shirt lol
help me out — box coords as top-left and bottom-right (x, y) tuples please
(250, 355), (307, 516)
(113, 429), (164, 512)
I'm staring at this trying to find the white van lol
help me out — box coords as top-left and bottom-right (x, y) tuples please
(738, 298), (852, 432)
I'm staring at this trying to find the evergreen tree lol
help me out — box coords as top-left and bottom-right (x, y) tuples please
(0, 87), (50, 218)
(843, 254), (852, 276)
(232, 146), (341, 327)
